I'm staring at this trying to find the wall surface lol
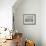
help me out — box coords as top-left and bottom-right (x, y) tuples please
(0, 0), (16, 29)
(41, 0), (46, 46)
(13, 0), (41, 46)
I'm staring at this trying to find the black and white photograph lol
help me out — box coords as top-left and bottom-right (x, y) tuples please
(23, 14), (36, 25)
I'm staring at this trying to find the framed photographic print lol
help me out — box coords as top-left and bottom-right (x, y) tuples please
(23, 14), (36, 25)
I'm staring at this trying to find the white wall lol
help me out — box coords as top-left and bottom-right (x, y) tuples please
(41, 0), (46, 46)
(0, 0), (16, 29)
(13, 0), (41, 46)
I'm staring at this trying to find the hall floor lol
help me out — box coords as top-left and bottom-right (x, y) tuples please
(0, 39), (16, 46)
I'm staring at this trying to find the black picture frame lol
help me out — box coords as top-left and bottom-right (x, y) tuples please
(23, 14), (36, 25)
